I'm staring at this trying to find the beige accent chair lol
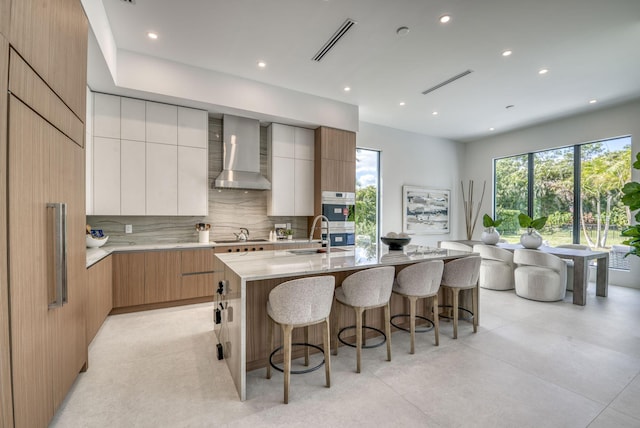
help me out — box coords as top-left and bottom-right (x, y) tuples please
(513, 249), (567, 302)
(473, 244), (515, 290)
(334, 266), (395, 373)
(391, 260), (444, 353)
(266, 276), (335, 404)
(440, 256), (481, 339)
(556, 244), (588, 291)
(440, 241), (473, 252)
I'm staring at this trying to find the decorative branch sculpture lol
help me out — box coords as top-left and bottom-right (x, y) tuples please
(461, 180), (486, 240)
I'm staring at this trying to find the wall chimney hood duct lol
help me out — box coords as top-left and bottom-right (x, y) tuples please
(215, 115), (271, 190)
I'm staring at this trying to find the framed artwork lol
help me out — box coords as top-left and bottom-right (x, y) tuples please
(402, 186), (450, 234)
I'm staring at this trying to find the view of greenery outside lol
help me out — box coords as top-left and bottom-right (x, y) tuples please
(495, 137), (632, 254)
(355, 149), (379, 259)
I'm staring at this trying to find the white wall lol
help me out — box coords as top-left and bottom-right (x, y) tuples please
(463, 99), (640, 288)
(357, 122), (465, 247)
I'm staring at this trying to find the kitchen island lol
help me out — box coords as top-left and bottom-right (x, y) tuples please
(214, 245), (476, 400)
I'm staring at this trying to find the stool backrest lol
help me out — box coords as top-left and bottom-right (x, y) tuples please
(473, 244), (514, 265)
(341, 266), (396, 307)
(440, 241), (473, 252)
(268, 276), (335, 324)
(395, 260), (444, 296)
(441, 256), (481, 287)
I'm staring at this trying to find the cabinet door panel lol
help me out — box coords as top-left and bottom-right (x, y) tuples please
(121, 140), (146, 215)
(267, 157), (294, 216)
(112, 253), (145, 308)
(181, 249), (215, 273)
(178, 107), (207, 148)
(181, 273), (215, 299)
(294, 127), (314, 160)
(93, 137), (121, 215)
(178, 146), (208, 215)
(121, 97), (146, 141)
(146, 143), (178, 215)
(0, 0), (9, 37)
(145, 251), (181, 303)
(146, 102), (177, 145)
(271, 123), (295, 158)
(294, 159), (314, 216)
(87, 256), (113, 344)
(93, 93), (120, 139)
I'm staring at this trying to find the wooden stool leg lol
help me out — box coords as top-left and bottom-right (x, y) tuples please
(323, 317), (331, 388)
(283, 324), (293, 404)
(304, 326), (310, 366)
(409, 296), (417, 354)
(355, 307), (363, 373)
(266, 317), (273, 379)
(384, 302), (391, 361)
(362, 310), (367, 347)
(332, 299), (339, 356)
(452, 288), (459, 339)
(472, 286), (478, 333)
(433, 294), (439, 346)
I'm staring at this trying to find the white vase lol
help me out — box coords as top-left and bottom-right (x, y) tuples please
(481, 227), (500, 245)
(520, 229), (543, 249)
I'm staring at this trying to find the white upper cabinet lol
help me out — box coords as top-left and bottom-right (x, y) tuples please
(121, 98), (146, 141)
(93, 93), (120, 139)
(90, 92), (208, 215)
(146, 101), (177, 145)
(178, 107), (208, 148)
(267, 123), (315, 216)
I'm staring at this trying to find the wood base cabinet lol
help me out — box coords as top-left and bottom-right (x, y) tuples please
(87, 256), (113, 344)
(8, 96), (87, 428)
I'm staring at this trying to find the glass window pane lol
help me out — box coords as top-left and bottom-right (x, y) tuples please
(356, 149), (380, 259)
(533, 147), (574, 246)
(495, 155), (528, 241)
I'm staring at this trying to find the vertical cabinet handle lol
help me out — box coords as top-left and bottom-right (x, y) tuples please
(47, 202), (68, 309)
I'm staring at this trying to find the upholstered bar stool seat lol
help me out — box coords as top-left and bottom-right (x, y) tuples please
(391, 260), (444, 354)
(473, 244), (515, 290)
(266, 276), (335, 404)
(514, 249), (567, 302)
(440, 256), (481, 339)
(333, 266), (396, 373)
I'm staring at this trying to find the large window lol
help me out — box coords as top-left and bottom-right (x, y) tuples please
(355, 148), (380, 260)
(494, 136), (631, 257)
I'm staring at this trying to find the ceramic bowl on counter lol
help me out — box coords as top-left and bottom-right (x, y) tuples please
(86, 235), (109, 248)
(380, 236), (411, 251)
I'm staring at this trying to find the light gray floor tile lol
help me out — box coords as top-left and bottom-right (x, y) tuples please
(588, 408), (640, 428)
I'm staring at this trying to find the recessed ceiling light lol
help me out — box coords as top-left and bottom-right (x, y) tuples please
(147, 32), (158, 40)
(432, 111), (439, 116)
(396, 26), (410, 36)
(344, 86), (351, 92)
(257, 61), (267, 68)
(589, 99), (597, 104)
(489, 127), (495, 131)
(502, 50), (512, 57)
(399, 102), (406, 106)
(440, 15), (451, 23)
(538, 68), (549, 75)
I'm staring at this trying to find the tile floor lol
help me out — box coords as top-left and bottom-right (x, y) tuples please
(51, 284), (640, 427)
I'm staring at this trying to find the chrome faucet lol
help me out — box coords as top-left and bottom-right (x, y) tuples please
(309, 215), (330, 257)
(234, 227), (249, 241)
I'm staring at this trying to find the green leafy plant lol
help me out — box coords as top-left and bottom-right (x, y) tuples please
(621, 152), (640, 258)
(518, 213), (548, 231)
(284, 229), (294, 236)
(482, 214), (503, 228)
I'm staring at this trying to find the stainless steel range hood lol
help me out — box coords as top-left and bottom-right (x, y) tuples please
(214, 115), (271, 190)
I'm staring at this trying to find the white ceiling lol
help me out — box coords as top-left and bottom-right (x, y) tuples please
(90, 0), (640, 142)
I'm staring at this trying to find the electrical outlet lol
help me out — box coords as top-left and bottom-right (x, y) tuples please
(125, 224), (133, 234)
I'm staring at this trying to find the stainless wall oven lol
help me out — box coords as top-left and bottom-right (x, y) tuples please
(321, 191), (355, 247)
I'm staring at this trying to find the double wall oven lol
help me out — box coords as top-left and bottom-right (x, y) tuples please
(321, 191), (355, 247)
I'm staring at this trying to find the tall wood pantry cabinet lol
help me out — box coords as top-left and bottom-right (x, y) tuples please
(1, 1), (89, 427)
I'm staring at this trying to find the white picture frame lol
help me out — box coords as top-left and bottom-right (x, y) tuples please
(402, 186), (450, 234)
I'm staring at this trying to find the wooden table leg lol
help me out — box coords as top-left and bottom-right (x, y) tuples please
(596, 254), (609, 297)
(572, 258), (587, 306)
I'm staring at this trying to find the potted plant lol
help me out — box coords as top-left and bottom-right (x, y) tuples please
(621, 152), (640, 258)
(284, 229), (294, 240)
(518, 213), (548, 249)
(481, 214), (503, 245)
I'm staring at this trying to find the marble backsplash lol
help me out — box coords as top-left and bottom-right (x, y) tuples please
(88, 117), (309, 245)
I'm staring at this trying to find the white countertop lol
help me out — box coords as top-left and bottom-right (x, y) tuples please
(85, 239), (319, 268)
(215, 245), (472, 281)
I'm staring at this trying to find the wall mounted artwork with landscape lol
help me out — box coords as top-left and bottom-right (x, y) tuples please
(403, 186), (450, 234)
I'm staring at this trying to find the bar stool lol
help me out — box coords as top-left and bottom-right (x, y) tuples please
(440, 256), (481, 339)
(391, 260), (444, 354)
(266, 276), (335, 404)
(333, 266), (395, 373)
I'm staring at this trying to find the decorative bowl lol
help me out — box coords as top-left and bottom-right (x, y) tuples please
(381, 236), (411, 251)
(86, 235), (109, 248)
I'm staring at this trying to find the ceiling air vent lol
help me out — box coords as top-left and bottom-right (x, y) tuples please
(421, 69), (473, 95)
(312, 18), (357, 62)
